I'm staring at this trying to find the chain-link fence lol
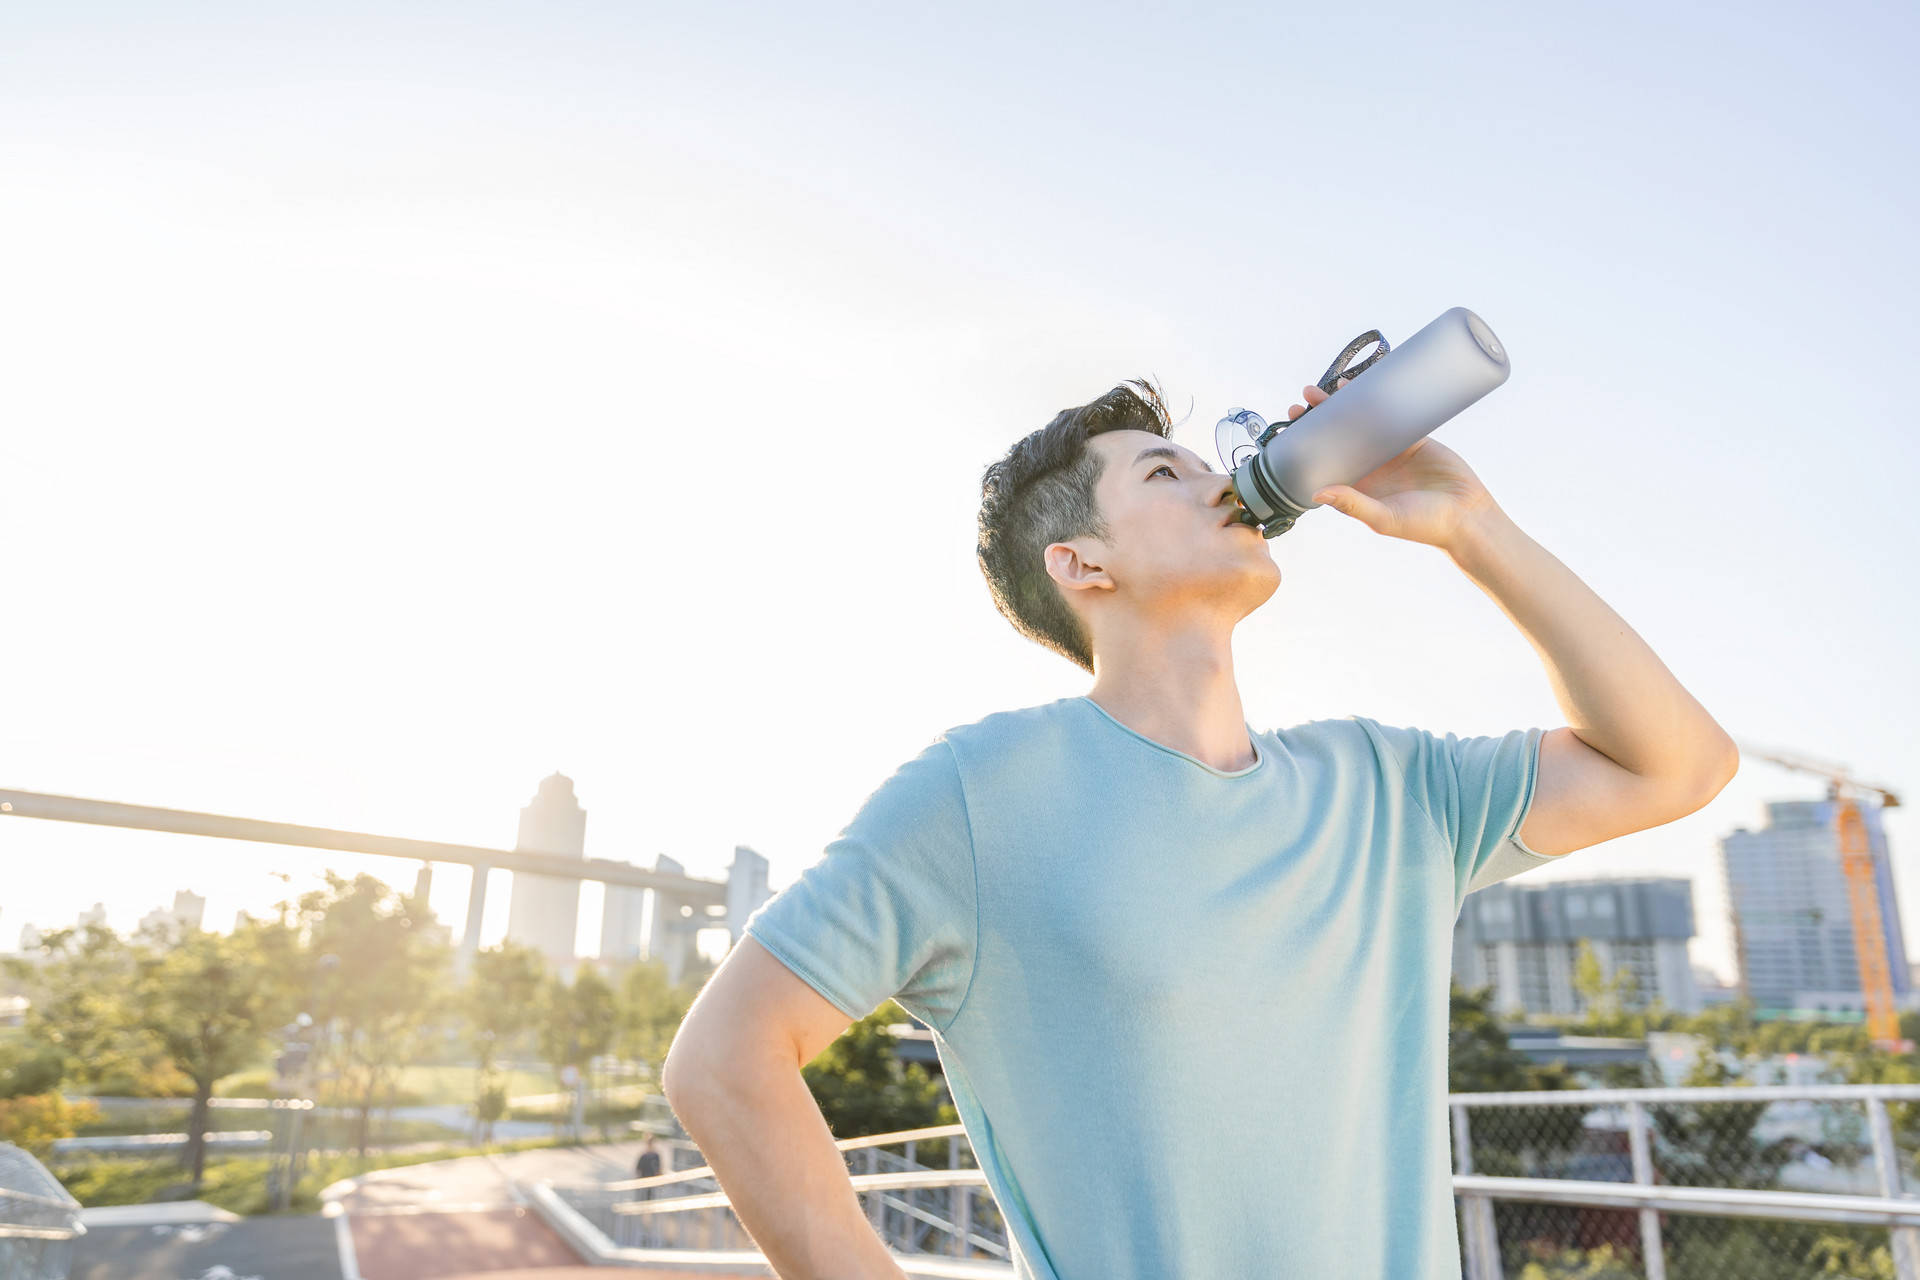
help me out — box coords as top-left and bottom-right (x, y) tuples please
(1452, 1083), (1920, 1279)
(550, 1084), (1920, 1277)
(0, 1142), (82, 1280)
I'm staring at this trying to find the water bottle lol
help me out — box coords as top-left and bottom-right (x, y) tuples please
(1217, 305), (1511, 538)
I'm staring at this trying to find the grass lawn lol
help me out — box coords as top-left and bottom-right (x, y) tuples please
(55, 1135), (573, 1215)
(214, 1063), (556, 1107)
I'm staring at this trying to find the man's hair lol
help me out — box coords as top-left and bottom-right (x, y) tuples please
(976, 377), (1172, 673)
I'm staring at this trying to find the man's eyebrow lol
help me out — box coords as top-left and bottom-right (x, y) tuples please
(1132, 446), (1215, 473)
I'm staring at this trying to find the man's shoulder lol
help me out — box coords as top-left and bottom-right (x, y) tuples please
(936, 695), (1079, 745)
(931, 696), (1087, 777)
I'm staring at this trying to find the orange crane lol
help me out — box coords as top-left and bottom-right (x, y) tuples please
(1735, 740), (1907, 1053)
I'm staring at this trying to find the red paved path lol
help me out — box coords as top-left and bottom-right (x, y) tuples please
(350, 1207), (581, 1279)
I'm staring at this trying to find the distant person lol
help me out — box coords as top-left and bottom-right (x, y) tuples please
(661, 376), (1739, 1277)
(634, 1136), (662, 1199)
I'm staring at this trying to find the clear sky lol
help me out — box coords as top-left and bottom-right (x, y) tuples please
(1, 1), (1914, 982)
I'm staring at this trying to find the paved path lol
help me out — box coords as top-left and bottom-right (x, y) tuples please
(347, 1205), (581, 1280)
(66, 1140), (715, 1279)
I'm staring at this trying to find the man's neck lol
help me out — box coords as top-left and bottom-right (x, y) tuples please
(1084, 625), (1255, 773)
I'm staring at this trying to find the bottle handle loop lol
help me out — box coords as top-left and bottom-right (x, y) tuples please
(1253, 329), (1392, 449)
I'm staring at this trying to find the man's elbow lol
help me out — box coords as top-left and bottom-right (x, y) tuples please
(660, 1025), (713, 1106)
(1680, 736), (1741, 813)
(1703, 734), (1742, 796)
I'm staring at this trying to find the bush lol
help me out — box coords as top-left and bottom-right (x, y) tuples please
(0, 1093), (101, 1159)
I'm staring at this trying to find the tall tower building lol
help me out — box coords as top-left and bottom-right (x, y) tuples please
(1722, 798), (1908, 1014)
(505, 773), (588, 966)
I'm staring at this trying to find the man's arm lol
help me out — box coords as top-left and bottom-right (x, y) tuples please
(660, 937), (909, 1280)
(1298, 372), (1740, 860)
(1443, 501), (1740, 856)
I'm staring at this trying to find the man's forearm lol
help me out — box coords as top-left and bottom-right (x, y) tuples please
(1444, 501), (1737, 787)
(663, 1050), (907, 1280)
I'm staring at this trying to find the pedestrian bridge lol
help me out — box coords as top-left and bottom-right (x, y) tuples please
(18, 1083), (1920, 1277)
(532, 1084), (1920, 1279)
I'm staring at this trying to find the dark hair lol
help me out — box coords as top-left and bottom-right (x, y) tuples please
(976, 377), (1172, 673)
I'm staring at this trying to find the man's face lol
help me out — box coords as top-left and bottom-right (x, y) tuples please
(1051, 429), (1281, 622)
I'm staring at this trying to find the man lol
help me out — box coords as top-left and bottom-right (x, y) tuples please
(635, 1135), (663, 1188)
(661, 376), (1738, 1278)
(632, 1135), (664, 1246)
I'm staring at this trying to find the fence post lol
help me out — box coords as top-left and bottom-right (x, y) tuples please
(1866, 1097), (1920, 1280)
(1626, 1098), (1667, 1280)
(1454, 1102), (1500, 1280)
(868, 1146), (883, 1236)
(950, 1134), (964, 1256)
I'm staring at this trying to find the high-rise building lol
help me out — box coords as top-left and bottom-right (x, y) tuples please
(727, 845), (771, 947)
(76, 903), (107, 930)
(505, 773), (588, 965)
(1451, 877), (1700, 1017)
(136, 890), (206, 942)
(1722, 798), (1909, 1015)
(601, 880), (649, 963)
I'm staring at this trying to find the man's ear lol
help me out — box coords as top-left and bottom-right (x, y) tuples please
(1044, 540), (1114, 595)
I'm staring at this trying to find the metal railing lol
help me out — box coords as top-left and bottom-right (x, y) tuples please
(537, 1121), (1012, 1275)
(0, 1143), (83, 1280)
(537, 1083), (1920, 1278)
(1452, 1083), (1920, 1279)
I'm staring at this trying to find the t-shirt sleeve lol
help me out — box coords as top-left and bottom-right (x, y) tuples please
(740, 736), (978, 1034)
(1355, 717), (1552, 908)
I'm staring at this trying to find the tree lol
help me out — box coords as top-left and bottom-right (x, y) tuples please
(800, 1001), (950, 1143)
(296, 872), (452, 1156)
(538, 965), (616, 1140)
(464, 942), (546, 1142)
(9, 923), (191, 1097)
(130, 922), (289, 1188)
(1449, 981), (1538, 1094)
(1448, 982), (1587, 1180)
(0, 1038), (65, 1100)
(613, 957), (696, 1087)
(1571, 941), (1640, 1033)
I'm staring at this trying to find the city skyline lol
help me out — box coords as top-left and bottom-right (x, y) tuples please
(1, 763), (1895, 987)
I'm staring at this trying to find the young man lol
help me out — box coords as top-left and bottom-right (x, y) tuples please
(662, 377), (1738, 1279)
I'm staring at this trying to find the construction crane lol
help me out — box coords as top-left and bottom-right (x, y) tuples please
(1735, 740), (1907, 1053)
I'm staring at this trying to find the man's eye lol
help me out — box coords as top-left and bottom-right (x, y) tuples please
(1149, 464), (1176, 479)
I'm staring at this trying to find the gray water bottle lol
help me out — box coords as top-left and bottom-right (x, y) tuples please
(1218, 305), (1511, 538)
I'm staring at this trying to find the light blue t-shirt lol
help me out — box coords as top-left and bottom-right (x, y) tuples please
(742, 694), (1552, 1279)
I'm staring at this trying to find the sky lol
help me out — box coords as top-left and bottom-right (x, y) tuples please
(1, 1), (1915, 982)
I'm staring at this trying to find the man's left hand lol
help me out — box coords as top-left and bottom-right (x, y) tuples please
(1292, 378), (1501, 553)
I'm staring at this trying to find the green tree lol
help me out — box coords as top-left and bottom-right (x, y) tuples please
(613, 957), (696, 1086)
(0, 1039), (65, 1100)
(1448, 983), (1588, 1181)
(1517, 1241), (1639, 1279)
(297, 872), (452, 1155)
(800, 1001), (952, 1144)
(1449, 982), (1537, 1094)
(130, 922), (289, 1188)
(464, 942), (546, 1142)
(1570, 940), (1640, 1033)
(9, 923), (194, 1097)
(538, 965), (617, 1139)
